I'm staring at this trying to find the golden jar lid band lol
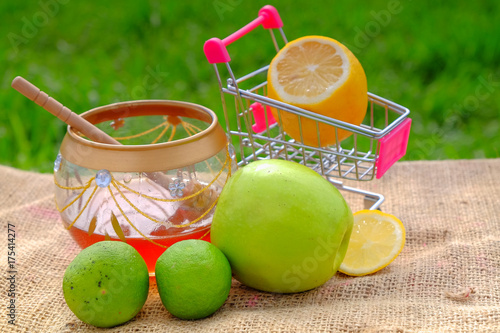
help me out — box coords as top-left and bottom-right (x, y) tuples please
(60, 100), (228, 172)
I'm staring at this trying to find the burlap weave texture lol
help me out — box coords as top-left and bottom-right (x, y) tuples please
(1, 159), (499, 332)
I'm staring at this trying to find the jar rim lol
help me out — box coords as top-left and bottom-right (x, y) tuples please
(59, 100), (228, 172)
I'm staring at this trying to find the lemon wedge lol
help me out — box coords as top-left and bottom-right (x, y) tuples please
(339, 210), (405, 276)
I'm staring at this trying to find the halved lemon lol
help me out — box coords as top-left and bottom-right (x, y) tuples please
(338, 210), (405, 276)
(267, 35), (368, 147)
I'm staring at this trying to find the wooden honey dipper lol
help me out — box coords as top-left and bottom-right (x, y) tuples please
(11, 76), (120, 145)
(11, 76), (171, 188)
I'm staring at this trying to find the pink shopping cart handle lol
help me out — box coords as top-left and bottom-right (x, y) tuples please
(204, 5), (283, 64)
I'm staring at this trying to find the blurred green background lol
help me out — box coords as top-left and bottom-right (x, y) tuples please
(1, 0), (499, 173)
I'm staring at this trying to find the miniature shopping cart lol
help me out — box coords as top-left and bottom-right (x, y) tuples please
(203, 5), (411, 210)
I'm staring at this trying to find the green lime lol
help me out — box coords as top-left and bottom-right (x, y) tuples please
(155, 239), (232, 320)
(63, 241), (149, 328)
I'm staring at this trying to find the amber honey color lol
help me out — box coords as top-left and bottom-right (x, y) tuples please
(57, 175), (219, 275)
(66, 224), (211, 274)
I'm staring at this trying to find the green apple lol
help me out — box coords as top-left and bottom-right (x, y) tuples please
(211, 159), (353, 293)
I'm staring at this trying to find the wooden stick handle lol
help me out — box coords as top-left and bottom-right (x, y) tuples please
(11, 76), (120, 145)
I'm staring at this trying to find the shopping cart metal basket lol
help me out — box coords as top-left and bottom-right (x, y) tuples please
(204, 5), (411, 210)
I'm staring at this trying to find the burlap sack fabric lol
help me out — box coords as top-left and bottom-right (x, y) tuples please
(1, 159), (499, 332)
